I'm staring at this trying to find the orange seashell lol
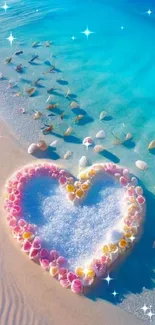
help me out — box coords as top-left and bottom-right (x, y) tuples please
(119, 239), (127, 249)
(75, 267), (85, 278)
(86, 268), (95, 278)
(76, 189), (84, 198)
(88, 169), (96, 177)
(81, 183), (90, 191)
(23, 231), (33, 240)
(66, 184), (75, 193)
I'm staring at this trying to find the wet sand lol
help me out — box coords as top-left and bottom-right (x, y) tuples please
(0, 120), (146, 325)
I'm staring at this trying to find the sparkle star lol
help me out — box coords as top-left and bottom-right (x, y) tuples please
(121, 26), (124, 30)
(1, 2), (9, 12)
(146, 9), (152, 16)
(71, 35), (76, 41)
(130, 235), (136, 242)
(147, 309), (155, 322)
(81, 26), (94, 39)
(141, 304), (149, 313)
(103, 273), (113, 285)
(111, 290), (118, 297)
(7, 32), (16, 46)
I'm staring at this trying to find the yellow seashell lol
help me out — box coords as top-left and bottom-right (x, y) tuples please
(79, 173), (87, 180)
(119, 239), (127, 248)
(76, 189), (84, 198)
(102, 245), (110, 255)
(124, 232), (132, 238)
(87, 268), (95, 278)
(49, 266), (59, 277)
(109, 244), (117, 252)
(23, 231), (33, 240)
(129, 197), (136, 204)
(66, 184), (75, 193)
(75, 267), (85, 278)
(148, 140), (155, 150)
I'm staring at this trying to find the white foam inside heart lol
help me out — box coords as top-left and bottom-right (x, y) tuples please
(22, 172), (126, 270)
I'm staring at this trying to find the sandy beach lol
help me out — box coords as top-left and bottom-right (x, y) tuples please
(0, 119), (147, 325)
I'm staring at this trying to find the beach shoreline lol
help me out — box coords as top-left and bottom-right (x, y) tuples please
(0, 119), (147, 325)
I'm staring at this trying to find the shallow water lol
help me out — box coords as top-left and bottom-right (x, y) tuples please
(0, 0), (155, 322)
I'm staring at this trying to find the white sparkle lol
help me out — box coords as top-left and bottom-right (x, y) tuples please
(1, 2), (9, 12)
(103, 274), (113, 285)
(7, 32), (16, 46)
(71, 35), (76, 41)
(146, 9), (152, 15)
(111, 290), (118, 297)
(141, 304), (149, 313)
(147, 309), (155, 322)
(121, 26), (124, 30)
(81, 26), (94, 39)
(36, 9), (38, 12)
(130, 235), (136, 242)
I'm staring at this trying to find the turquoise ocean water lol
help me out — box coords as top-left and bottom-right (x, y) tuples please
(0, 0), (155, 323)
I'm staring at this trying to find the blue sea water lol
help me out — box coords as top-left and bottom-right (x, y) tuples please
(0, 0), (155, 322)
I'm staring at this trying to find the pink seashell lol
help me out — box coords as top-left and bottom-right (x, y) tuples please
(9, 194), (15, 202)
(22, 240), (32, 253)
(39, 258), (50, 270)
(7, 187), (12, 193)
(123, 169), (129, 178)
(8, 218), (17, 228)
(39, 248), (50, 259)
(29, 248), (40, 259)
(32, 237), (41, 249)
(67, 271), (77, 283)
(82, 136), (93, 147)
(59, 170), (70, 178)
(136, 195), (145, 205)
(127, 186), (136, 197)
(50, 250), (59, 261)
(13, 226), (22, 234)
(59, 176), (67, 186)
(60, 279), (70, 288)
(18, 219), (27, 227)
(93, 262), (107, 277)
(58, 268), (68, 280)
(57, 256), (66, 266)
(71, 279), (83, 294)
(120, 176), (128, 187)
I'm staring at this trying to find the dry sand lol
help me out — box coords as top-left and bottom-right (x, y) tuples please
(0, 120), (146, 325)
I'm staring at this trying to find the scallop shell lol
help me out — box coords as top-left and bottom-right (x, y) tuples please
(27, 143), (38, 154)
(99, 111), (107, 120)
(148, 140), (155, 150)
(135, 160), (148, 170)
(96, 130), (105, 139)
(64, 127), (73, 136)
(79, 156), (88, 168)
(70, 101), (79, 109)
(94, 145), (105, 153)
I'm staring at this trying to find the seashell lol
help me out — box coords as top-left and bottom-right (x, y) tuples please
(32, 41), (39, 48)
(70, 101), (79, 109)
(94, 145), (105, 153)
(50, 140), (58, 147)
(39, 258), (50, 270)
(26, 87), (36, 96)
(49, 265), (59, 277)
(96, 130), (105, 139)
(99, 111), (107, 120)
(83, 137), (93, 148)
(75, 115), (84, 122)
(125, 133), (133, 141)
(37, 140), (48, 151)
(135, 160), (148, 170)
(79, 156), (88, 168)
(60, 279), (70, 288)
(112, 138), (123, 145)
(64, 151), (72, 159)
(27, 143), (38, 154)
(71, 279), (83, 294)
(64, 127), (73, 136)
(33, 111), (42, 120)
(148, 140), (155, 150)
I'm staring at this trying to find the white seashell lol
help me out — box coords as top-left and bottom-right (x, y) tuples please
(64, 127), (73, 136)
(27, 143), (38, 154)
(148, 140), (155, 150)
(70, 101), (79, 109)
(135, 160), (148, 170)
(50, 140), (58, 147)
(131, 177), (138, 186)
(99, 111), (107, 120)
(95, 130), (105, 139)
(64, 151), (72, 159)
(125, 133), (133, 141)
(33, 111), (42, 120)
(79, 156), (88, 168)
(94, 145), (105, 153)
